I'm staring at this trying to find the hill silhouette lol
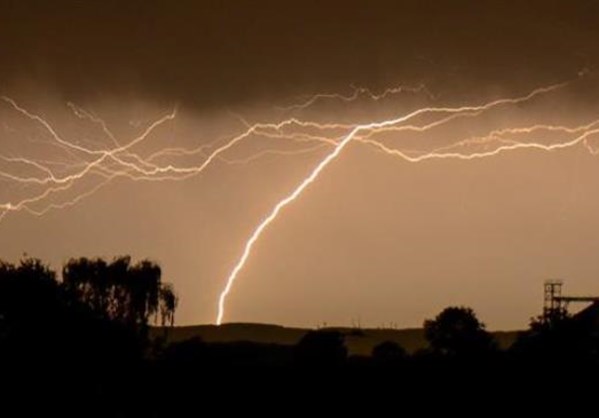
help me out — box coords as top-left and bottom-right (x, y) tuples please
(151, 323), (519, 355)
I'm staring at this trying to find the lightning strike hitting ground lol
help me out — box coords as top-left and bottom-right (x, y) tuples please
(214, 80), (594, 324)
(2, 76), (599, 325)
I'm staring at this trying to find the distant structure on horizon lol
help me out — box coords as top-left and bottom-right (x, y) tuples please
(543, 280), (599, 324)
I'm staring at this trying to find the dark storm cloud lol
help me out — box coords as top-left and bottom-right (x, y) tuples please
(1, 0), (598, 107)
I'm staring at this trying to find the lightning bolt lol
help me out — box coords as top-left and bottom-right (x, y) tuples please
(2, 75), (598, 326)
(215, 80), (583, 324)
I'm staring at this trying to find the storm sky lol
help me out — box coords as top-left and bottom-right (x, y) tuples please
(2, 0), (599, 329)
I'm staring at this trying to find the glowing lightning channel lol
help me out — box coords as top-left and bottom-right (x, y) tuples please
(215, 126), (362, 325)
(2, 77), (597, 325)
(279, 83), (434, 111)
(215, 95), (530, 324)
(214, 80), (583, 325)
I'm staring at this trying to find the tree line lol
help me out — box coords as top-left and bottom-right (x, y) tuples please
(1, 256), (598, 415)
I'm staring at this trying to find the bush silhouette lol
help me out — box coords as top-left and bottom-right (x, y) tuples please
(372, 340), (407, 366)
(294, 330), (347, 366)
(512, 308), (599, 367)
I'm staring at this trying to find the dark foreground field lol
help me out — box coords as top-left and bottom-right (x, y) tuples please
(3, 258), (598, 415)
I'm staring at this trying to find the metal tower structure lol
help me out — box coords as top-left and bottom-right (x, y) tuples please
(543, 279), (599, 323)
(543, 279), (563, 321)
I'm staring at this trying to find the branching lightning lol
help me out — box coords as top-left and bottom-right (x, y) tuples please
(278, 83), (435, 111)
(214, 80), (595, 324)
(2, 76), (599, 325)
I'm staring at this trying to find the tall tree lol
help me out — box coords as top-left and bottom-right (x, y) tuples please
(62, 257), (178, 333)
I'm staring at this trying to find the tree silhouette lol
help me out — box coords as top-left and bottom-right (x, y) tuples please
(62, 257), (178, 334)
(529, 309), (571, 333)
(424, 306), (496, 358)
(0, 258), (60, 354)
(159, 284), (178, 327)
